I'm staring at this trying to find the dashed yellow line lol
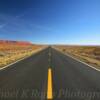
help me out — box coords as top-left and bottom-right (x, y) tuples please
(47, 68), (53, 99)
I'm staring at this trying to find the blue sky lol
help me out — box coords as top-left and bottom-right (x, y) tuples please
(0, 0), (100, 45)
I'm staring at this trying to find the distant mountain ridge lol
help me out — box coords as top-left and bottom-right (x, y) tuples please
(0, 40), (32, 45)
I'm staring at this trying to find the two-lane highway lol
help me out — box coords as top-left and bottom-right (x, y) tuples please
(0, 47), (100, 100)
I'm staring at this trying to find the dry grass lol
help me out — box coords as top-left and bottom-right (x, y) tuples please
(0, 43), (44, 68)
(54, 45), (100, 68)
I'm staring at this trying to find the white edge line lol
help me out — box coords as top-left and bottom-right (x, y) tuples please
(0, 57), (28, 70)
(54, 48), (100, 72)
(0, 48), (47, 70)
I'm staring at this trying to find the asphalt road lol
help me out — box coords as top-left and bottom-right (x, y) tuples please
(51, 48), (100, 100)
(0, 48), (49, 100)
(0, 47), (100, 100)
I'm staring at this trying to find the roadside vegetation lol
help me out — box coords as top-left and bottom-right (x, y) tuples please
(0, 41), (44, 68)
(54, 45), (100, 69)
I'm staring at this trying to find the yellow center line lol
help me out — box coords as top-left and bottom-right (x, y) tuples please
(47, 68), (53, 99)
